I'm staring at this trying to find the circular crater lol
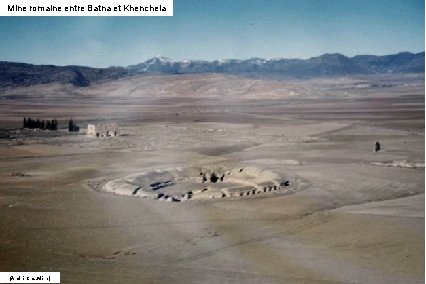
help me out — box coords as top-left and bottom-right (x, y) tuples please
(101, 166), (292, 202)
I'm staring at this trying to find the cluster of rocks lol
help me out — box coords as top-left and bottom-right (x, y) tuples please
(156, 191), (193, 202)
(232, 182), (290, 198)
(154, 179), (291, 202)
(200, 168), (243, 184)
(201, 172), (226, 183)
(149, 180), (174, 190)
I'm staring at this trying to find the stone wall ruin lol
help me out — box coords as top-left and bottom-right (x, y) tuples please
(87, 123), (119, 138)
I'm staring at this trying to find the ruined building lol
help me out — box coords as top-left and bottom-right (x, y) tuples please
(86, 123), (118, 137)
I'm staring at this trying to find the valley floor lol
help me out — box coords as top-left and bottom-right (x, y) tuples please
(0, 75), (424, 283)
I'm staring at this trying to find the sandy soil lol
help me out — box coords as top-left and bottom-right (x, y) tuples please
(0, 74), (424, 283)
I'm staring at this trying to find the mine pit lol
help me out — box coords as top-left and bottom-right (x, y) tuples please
(100, 166), (292, 202)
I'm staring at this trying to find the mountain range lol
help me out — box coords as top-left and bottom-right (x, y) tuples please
(0, 52), (424, 88)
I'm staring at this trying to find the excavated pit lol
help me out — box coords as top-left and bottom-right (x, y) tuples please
(101, 166), (292, 202)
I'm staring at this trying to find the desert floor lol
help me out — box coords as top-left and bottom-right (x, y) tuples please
(0, 74), (424, 283)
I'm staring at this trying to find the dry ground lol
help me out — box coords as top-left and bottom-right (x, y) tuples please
(0, 74), (424, 283)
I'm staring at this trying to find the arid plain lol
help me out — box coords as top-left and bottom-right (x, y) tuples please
(0, 73), (424, 283)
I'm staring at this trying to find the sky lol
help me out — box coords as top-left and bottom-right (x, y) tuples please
(0, 0), (424, 67)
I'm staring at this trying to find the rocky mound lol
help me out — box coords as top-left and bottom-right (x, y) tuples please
(101, 166), (292, 202)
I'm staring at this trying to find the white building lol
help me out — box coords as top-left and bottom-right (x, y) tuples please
(87, 123), (118, 137)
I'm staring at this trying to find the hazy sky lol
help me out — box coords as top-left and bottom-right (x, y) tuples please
(0, 0), (424, 67)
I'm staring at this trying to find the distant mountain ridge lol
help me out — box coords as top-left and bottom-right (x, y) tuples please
(128, 52), (425, 76)
(0, 62), (130, 88)
(0, 52), (423, 88)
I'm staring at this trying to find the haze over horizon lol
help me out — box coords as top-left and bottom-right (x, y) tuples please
(0, 0), (424, 68)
